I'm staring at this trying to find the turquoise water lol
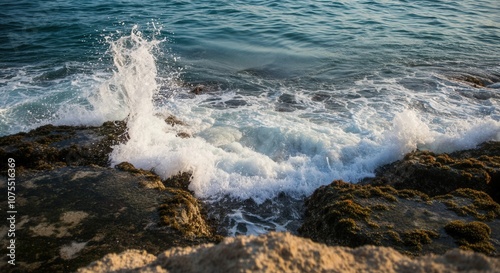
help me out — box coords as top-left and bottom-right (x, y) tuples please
(1, 0), (500, 234)
(2, 0), (499, 94)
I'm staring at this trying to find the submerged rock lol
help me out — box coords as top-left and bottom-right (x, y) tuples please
(165, 115), (186, 127)
(446, 71), (499, 89)
(299, 180), (500, 256)
(77, 232), (500, 273)
(190, 85), (205, 95)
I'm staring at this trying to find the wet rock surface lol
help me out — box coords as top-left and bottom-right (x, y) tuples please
(0, 166), (220, 272)
(0, 121), (128, 174)
(301, 142), (500, 257)
(448, 73), (499, 89)
(366, 142), (500, 203)
(299, 180), (500, 256)
(2, 122), (500, 272)
(77, 232), (500, 273)
(0, 123), (219, 273)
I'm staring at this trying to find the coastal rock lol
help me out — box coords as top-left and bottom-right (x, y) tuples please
(0, 122), (219, 272)
(165, 115), (186, 127)
(445, 70), (499, 88)
(115, 164), (215, 238)
(190, 85), (205, 95)
(298, 180), (500, 256)
(452, 75), (489, 88)
(0, 121), (128, 174)
(185, 83), (222, 96)
(163, 115), (190, 138)
(0, 166), (219, 272)
(366, 142), (500, 203)
(115, 161), (165, 190)
(77, 232), (500, 273)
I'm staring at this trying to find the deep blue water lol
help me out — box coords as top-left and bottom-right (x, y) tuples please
(2, 0), (499, 90)
(1, 0), (500, 234)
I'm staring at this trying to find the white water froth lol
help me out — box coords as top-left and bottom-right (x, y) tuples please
(90, 29), (500, 203)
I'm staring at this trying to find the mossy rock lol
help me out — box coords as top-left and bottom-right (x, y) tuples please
(0, 120), (221, 273)
(0, 166), (220, 272)
(158, 187), (216, 238)
(402, 230), (439, 251)
(162, 172), (193, 192)
(115, 162), (165, 190)
(299, 180), (500, 256)
(444, 220), (494, 254)
(437, 188), (500, 221)
(367, 142), (500, 203)
(0, 121), (128, 175)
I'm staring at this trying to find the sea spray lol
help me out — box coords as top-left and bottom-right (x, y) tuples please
(91, 27), (500, 235)
(101, 28), (500, 203)
(2, 0), (500, 237)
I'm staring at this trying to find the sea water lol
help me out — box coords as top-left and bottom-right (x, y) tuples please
(1, 0), (499, 235)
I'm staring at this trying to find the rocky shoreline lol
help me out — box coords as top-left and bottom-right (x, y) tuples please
(1, 121), (499, 272)
(78, 232), (499, 273)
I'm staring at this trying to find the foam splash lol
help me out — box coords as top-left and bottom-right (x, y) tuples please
(52, 26), (166, 127)
(2, 26), (499, 235)
(91, 28), (500, 207)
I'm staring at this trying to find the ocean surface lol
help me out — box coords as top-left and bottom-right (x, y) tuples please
(1, 0), (500, 235)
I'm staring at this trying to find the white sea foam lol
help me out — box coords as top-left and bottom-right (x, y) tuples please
(2, 28), (493, 207)
(2, 27), (499, 235)
(79, 28), (500, 206)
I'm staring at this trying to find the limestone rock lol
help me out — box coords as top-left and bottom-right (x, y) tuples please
(77, 232), (500, 273)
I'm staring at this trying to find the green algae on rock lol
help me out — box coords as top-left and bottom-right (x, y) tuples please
(0, 166), (221, 273)
(444, 220), (494, 254)
(437, 188), (500, 221)
(158, 187), (217, 238)
(0, 122), (220, 273)
(0, 121), (128, 174)
(299, 180), (500, 256)
(113, 163), (215, 238)
(162, 171), (193, 192)
(115, 161), (166, 190)
(367, 142), (500, 203)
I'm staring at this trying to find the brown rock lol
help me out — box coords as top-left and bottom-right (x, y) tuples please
(0, 121), (128, 174)
(0, 166), (220, 273)
(77, 232), (500, 273)
(298, 180), (500, 256)
(190, 85), (204, 95)
(367, 142), (500, 203)
(165, 115), (186, 127)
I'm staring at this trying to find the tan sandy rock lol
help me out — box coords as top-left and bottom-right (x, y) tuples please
(78, 232), (500, 273)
